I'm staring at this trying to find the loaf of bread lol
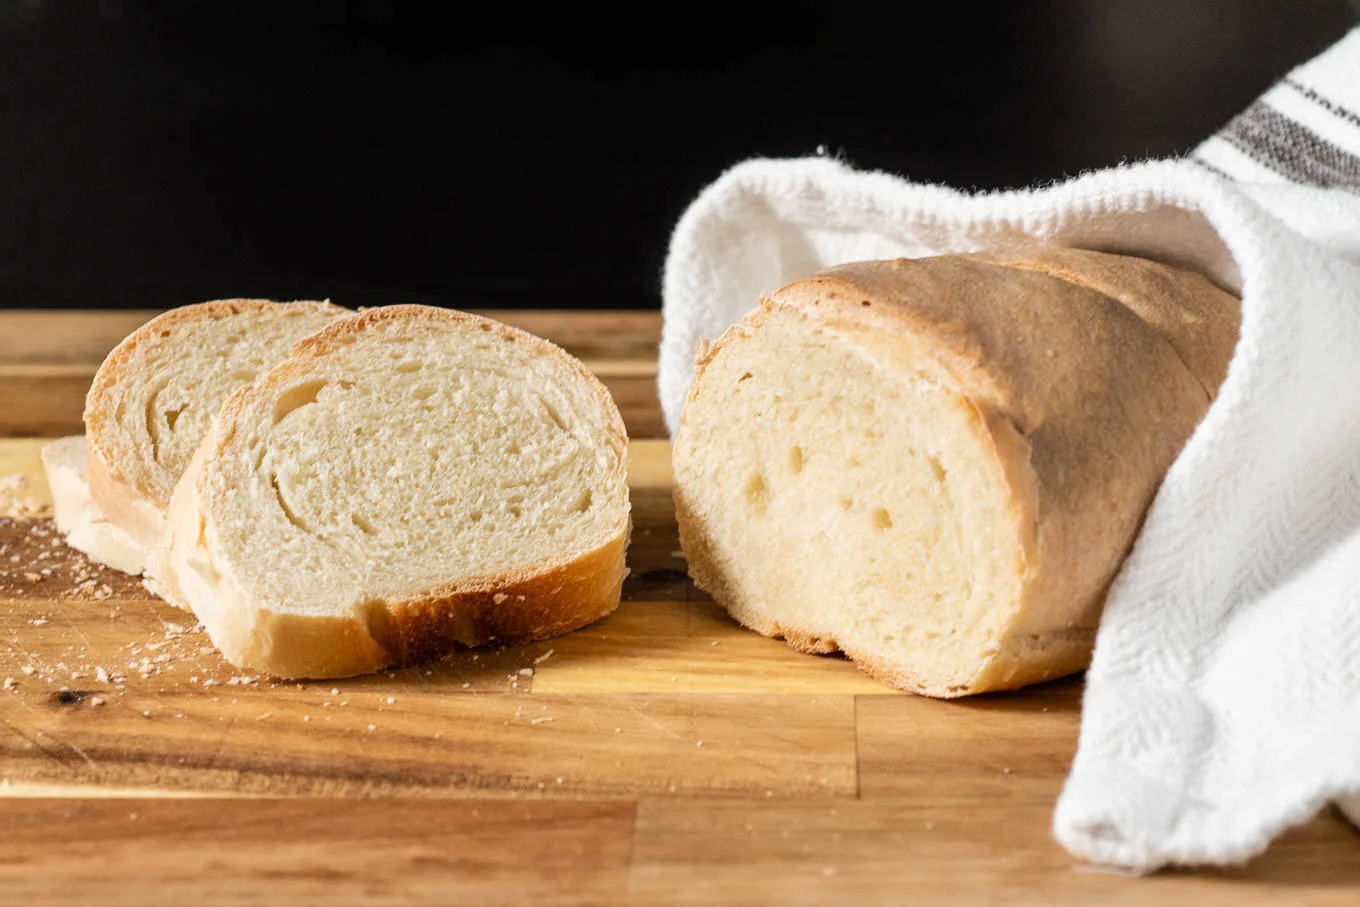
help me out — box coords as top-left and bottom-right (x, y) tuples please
(673, 249), (1240, 697)
(159, 305), (631, 679)
(82, 298), (349, 570)
(41, 435), (145, 575)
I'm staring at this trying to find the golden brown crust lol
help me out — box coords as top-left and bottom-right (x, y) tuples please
(677, 249), (1240, 697)
(362, 531), (628, 669)
(966, 248), (1241, 398)
(219, 532), (629, 680)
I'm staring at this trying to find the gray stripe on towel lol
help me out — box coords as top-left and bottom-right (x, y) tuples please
(1219, 101), (1360, 190)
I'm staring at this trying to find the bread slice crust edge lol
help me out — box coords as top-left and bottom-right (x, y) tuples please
(170, 441), (627, 678)
(163, 304), (632, 679)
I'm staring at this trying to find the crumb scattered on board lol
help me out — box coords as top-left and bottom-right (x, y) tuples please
(0, 517), (148, 600)
(0, 517), (230, 705)
(2, 516), (564, 738)
(0, 474), (50, 520)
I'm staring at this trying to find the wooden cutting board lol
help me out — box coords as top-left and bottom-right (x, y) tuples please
(0, 311), (1356, 906)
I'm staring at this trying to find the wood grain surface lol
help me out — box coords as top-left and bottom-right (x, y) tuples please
(1, 311), (1357, 905)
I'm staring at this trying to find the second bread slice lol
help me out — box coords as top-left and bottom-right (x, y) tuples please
(161, 305), (632, 679)
(82, 298), (349, 572)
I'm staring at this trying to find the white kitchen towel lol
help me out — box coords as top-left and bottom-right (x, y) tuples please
(659, 29), (1360, 871)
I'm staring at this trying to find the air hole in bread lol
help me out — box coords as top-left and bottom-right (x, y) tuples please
(737, 372), (753, 383)
(574, 488), (594, 512)
(744, 473), (768, 511)
(272, 380), (328, 426)
(929, 456), (948, 483)
(411, 385), (436, 401)
(230, 370), (257, 383)
(269, 473), (312, 534)
(788, 445), (804, 474)
(870, 508), (893, 531)
(350, 513), (378, 535)
(838, 496), (853, 511)
(394, 360), (422, 374)
(145, 387), (167, 465)
(165, 405), (186, 432)
(541, 400), (568, 433)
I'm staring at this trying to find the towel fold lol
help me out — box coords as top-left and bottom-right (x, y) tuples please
(659, 29), (1360, 870)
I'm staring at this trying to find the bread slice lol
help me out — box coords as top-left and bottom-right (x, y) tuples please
(82, 298), (349, 567)
(41, 435), (145, 575)
(160, 304), (631, 679)
(673, 249), (1240, 697)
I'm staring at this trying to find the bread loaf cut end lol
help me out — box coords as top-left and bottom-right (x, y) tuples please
(675, 251), (1238, 697)
(676, 304), (1060, 696)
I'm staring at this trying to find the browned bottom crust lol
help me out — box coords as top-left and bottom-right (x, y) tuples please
(211, 529), (630, 681)
(362, 530), (630, 669)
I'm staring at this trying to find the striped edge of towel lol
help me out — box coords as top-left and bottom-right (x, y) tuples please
(1192, 29), (1360, 189)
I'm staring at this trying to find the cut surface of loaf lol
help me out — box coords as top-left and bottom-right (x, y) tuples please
(83, 298), (349, 565)
(162, 305), (631, 679)
(673, 249), (1240, 697)
(41, 435), (145, 575)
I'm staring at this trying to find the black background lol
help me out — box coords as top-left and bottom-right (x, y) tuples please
(1, 0), (1354, 311)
